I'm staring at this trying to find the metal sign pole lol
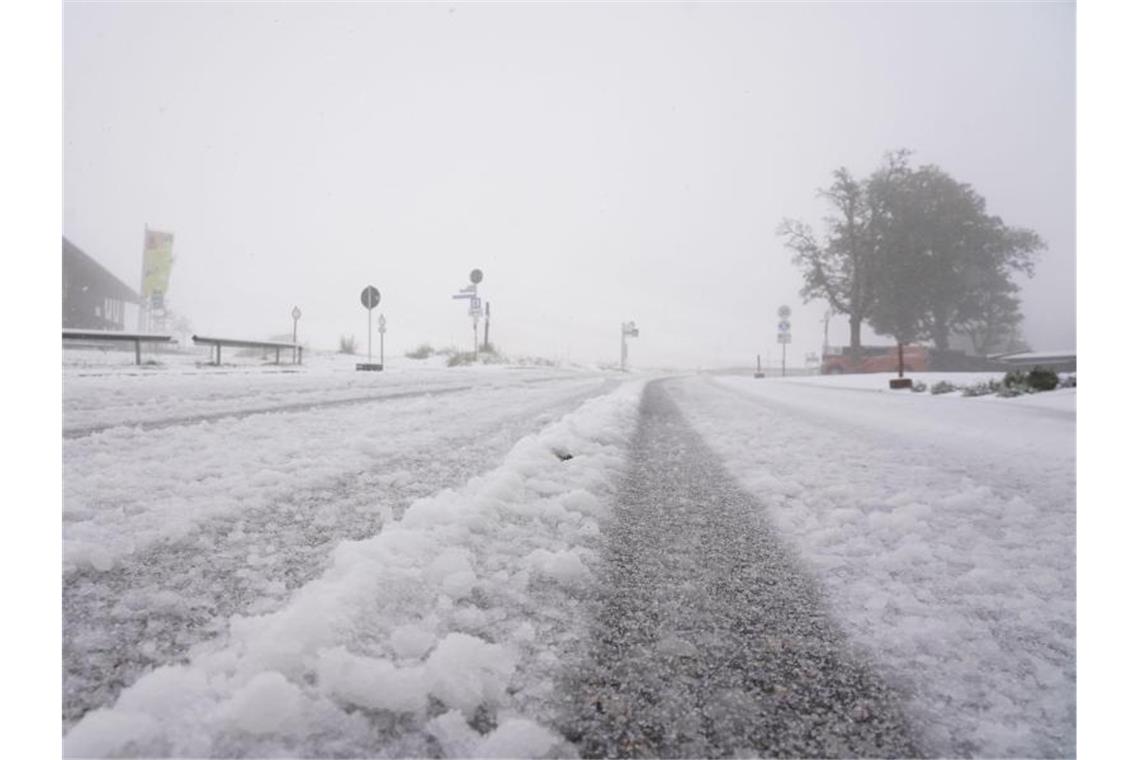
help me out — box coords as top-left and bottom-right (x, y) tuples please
(367, 306), (373, 362)
(782, 343), (787, 377)
(484, 301), (490, 351)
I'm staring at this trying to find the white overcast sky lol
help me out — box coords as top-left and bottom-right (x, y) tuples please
(63, 1), (1074, 367)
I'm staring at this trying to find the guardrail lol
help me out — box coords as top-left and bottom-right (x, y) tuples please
(191, 335), (302, 366)
(62, 329), (175, 365)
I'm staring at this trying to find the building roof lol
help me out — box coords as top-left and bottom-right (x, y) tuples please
(63, 237), (140, 304)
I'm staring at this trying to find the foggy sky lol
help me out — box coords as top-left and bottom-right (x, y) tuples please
(63, 1), (1075, 368)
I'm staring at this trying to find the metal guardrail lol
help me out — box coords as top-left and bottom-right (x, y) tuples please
(62, 329), (175, 365)
(191, 335), (303, 366)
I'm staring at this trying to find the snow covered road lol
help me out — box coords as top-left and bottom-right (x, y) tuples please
(62, 363), (1075, 758)
(561, 380), (919, 758)
(63, 363), (618, 730)
(669, 374), (1076, 758)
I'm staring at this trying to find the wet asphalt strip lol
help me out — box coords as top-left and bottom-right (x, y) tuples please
(560, 379), (921, 758)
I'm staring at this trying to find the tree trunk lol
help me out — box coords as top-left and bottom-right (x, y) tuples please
(848, 316), (863, 359)
(897, 341), (905, 377)
(932, 319), (950, 352)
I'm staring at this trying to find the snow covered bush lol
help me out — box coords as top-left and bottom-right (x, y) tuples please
(405, 343), (434, 359)
(1059, 374), (1076, 388)
(910, 381), (928, 393)
(961, 379), (1001, 397)
(338, 335), (357, 355)
(930, 381), (958, 395)
(1026, 367), (1060, 391)
(1001, 368), (1060, 394)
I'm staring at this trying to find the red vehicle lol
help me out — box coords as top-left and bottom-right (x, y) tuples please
(821, 344), (930, 374)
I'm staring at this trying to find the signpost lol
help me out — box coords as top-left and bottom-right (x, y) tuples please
(777, 305), (791, 377)
(291, 306), (302, 364)
(621, 321), (639, 371)
(357, 285), (383, 371)
(452, 269), (484, 357)
(377, 313), (387, 367)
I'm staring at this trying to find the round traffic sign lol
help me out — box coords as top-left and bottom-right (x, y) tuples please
(360, 285), (381, 309)
(469, 268), (484, 284)
(291, 306), (302, 320)
(778, 305), (791, 319)
(778, 320), (791, 332)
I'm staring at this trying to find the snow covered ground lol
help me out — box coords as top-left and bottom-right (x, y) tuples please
(670, 374), (1076, 757)
(63, 354), (644, 756)
(62, 357), (1075, 757)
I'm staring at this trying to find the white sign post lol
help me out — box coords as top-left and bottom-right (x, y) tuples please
(452, 269), (484, 357)
(357, 286), (382, 371)
(777, 305), (791, 377)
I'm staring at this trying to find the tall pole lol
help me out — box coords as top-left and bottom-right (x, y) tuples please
(782, 343), (787, 377)
(484, 301), (490, 351)
(367, 307), (373, 362)
(138, 225), (149, 333)
(291, 308), (300, 364)
(620, 326), (627, 371)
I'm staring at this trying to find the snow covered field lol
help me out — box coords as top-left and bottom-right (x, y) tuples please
(670, 374), (1076, 757)
(62, 358), (1075, 757)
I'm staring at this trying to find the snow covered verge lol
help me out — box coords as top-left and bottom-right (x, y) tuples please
(765, 372), (1076, 411)
(668, 375), (1075, 757)
(64, 381), (644, 758)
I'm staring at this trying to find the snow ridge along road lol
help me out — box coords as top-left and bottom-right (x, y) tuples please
(64, 378), (645, 758)
(63, 372), (617, 730)
(561, 379), (919, 758)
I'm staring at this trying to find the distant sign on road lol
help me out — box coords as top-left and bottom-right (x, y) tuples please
(360, 286), (381, 309)
(778, 333), (791, 344)
(778, 320), (791, 333)
(778, 305), (791, 319)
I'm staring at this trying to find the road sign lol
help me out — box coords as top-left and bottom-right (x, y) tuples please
(778, 305), (791, 319)
(452, 293), (474, 300)
(361, 286), (380, 309)
(778, 320), (791, 332)
(378, 314), (387, 333)
(778, 333), (791, 344)
(470, 268), (484, 284)
(291, 306), (302, 321)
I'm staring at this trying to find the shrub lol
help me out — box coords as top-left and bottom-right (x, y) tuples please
(405, 343), (434, 360)
(1001, 367), (1060, 393)
(1059, 375), (1076, 389)
(1025, 367), (1060, 392)
(338, 335), (357, 354)
(447, 352), (476, 367)
(930, 381), (958, 395)
(961, 379), (1001, 397)
(910, 381), (928, 393)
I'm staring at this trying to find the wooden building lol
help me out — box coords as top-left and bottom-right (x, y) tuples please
(62, 237), (139, 330)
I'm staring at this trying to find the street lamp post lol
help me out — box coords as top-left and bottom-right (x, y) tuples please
(291, 306), (302, 363)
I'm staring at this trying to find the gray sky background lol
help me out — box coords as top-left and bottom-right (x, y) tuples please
(63, 1), (1075, 368)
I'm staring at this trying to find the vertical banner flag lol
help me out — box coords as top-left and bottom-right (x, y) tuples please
(142, 228), (175, 303)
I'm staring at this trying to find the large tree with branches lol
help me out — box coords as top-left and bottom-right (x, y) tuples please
(780, 150), (1043, 356)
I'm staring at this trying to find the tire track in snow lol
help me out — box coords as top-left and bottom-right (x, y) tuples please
(62, 385), (475, 439)
(561, 379), (921, 758)
(62, 378), (619, 729)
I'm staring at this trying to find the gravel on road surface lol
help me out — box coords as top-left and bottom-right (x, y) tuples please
(561, 379), (922, 758)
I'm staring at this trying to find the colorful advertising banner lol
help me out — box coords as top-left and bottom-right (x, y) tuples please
(141, 228), (174, 299)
